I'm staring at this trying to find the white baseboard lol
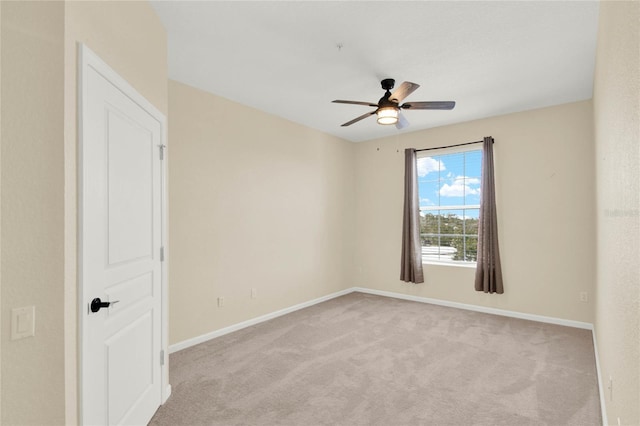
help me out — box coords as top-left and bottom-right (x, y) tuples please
(171, 286), (594, 355)
(168, 288), (353, 353)
(162, 385), (172, 404)
(352, 287), (594, 330)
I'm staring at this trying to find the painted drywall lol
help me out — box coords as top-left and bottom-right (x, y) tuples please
(0, 1), (167, 424)
(592, 1), (640, 424)
(354, 101), (596, 323)
(1, 2), (66, 424)
(63, 1), (168, 423)
(0, 2), (3, 421)
(168, 80), (355, 345)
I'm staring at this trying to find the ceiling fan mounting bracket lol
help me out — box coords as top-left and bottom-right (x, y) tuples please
(381, 78), (395, 91)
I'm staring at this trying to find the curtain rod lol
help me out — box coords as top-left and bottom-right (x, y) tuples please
(415, 138), (493, 152)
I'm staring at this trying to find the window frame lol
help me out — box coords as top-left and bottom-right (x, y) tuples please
(416, 145), (482, 268)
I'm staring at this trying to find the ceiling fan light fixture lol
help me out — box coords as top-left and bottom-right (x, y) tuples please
(376, 107), (398, 125)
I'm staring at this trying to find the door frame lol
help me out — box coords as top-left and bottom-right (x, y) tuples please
(77, 43), (170, 424)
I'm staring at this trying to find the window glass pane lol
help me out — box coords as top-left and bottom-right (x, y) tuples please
(417, 148), (482, 264)
(465, 150), (482, 176)
(465, 151), (482, 205)
(439, 177), (464, 207)
(440, 153), (464, 176)
(464, 236), (478, 262)
(422, 245), (440, 262)
(421, 212), (439, 235)
(465, 209), (479, 235)
(448, 236), (465, 261)
(416, 156), (445, 179)
(418, 180), (440, 208)
(423, 212), (439, 261)
(420, 212), (439, 260)
(464, 176), (481, 205)
(439, 209), (463, 235)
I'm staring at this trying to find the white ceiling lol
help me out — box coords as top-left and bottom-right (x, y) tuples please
(151, 1), (599, 143)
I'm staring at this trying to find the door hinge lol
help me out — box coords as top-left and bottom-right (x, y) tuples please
(160, 350), (165, 366)
(158, 144), (166, 160)
(160, 246), (165, 262)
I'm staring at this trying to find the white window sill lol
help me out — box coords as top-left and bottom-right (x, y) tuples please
(423, 260), (477, 269)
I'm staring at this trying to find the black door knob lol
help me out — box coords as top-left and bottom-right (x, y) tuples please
(90, 298), (119, 313)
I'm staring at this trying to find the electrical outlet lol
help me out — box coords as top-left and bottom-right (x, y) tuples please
(579, 292), (588, 303)
(217, 297), (224, 308)
(251, 288), (257, 299)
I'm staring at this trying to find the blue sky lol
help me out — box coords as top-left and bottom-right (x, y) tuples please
(417, 149), (482, 218)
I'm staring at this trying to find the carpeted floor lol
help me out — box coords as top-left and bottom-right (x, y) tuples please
(150, 292), (601, 425)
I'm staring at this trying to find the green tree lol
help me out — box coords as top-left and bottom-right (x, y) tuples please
(420, 213), (478, 261)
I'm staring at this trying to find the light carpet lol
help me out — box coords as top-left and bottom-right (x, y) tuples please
(150, 292), (601, 425)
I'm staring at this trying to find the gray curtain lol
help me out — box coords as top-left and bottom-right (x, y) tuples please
(475, 137), (504, 293)
(400, 148), (424, 283)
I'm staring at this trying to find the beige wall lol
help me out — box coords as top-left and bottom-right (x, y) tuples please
(1, 2), (66, 424)
(0, 0), (167, 424)
(63, 1), (168, 423)
(354, 101), (596, 323)
(168, 80), (355, 345)
(0, 1), (3, 421)
(593, 1), (640, 425)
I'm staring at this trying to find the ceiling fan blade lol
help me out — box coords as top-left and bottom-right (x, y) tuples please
(332, 100), (379, 107)
(340, 110), (376, 127)
(401, 101), (456, 110)
(396, 111), (409, 130)
(389, 81), (420, 103)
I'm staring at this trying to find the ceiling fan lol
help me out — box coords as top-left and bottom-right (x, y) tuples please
(332, 78), (455, 129)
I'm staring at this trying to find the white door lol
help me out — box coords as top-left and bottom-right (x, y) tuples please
(79, 45), (168, 425)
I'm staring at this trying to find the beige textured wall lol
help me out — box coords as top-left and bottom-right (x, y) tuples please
(592, 1), (640, 425)
(1, 2), (66, 424)
(168, 81), (355, 345)
(0, 1), (166, 424)
(63, 1), (168, 423)
(0, 2), (3, 421)
(354, 101), (596, 323)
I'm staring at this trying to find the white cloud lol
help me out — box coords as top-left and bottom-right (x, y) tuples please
(420, 197), (434, 206)
(439, 180), (480, 197)
(463, 176), (481, 185)
(417, 157), (445, 177)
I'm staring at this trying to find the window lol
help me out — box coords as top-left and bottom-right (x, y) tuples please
(417, 148), (482, 265)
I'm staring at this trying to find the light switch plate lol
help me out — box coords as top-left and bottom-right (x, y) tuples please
(11, 306), (35, 340)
